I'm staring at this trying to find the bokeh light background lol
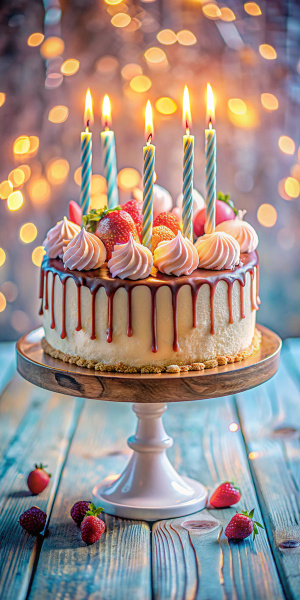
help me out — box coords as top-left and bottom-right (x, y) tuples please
(0, 0), (299, 341)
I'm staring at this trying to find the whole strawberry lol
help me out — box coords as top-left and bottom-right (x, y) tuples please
(83, 207), (139, 261)
(81, 503), (105, 545)
(225, 509), (264, 541)
(154, 212), (182, 236)
(71, 500), (92, 526)
(19, 506), (47, 535)
(210, 481), (241, 508)
(123, 199), (143, 225)
(27, 463), (51, 495)
(151, 225), (175, 253)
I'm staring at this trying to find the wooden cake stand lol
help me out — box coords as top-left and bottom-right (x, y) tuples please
(16, 324), (281, 521)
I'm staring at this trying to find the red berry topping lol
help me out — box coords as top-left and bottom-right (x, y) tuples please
(151, 225), (175, 253)
(193, 193), (237, 238)
(83, 207), (140, 261)
(153, 212), (182, 236)
(122, 199), (143, 225)
(80, 503), (105, 545)
(135, 222), (143, 243)
(210, 481), (241, 508)
(69, 201), (82, 226)
(27, 463), (51, 495)
(70, 500), (92, 526)
(19, 506), (47, 535)
(225, 509), (264, 541)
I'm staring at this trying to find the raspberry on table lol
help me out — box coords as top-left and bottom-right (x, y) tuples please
(70, 500), (92, 525)
(19, 506), (47, 535)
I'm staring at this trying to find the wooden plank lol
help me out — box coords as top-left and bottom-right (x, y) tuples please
(29, 399), (151, 600)
(152, 397), (284, 600)
(0, 342), (16, 394)
(236, 341), (300, 600)
(0, 375), (83, 600)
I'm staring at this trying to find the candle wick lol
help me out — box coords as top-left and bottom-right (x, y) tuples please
(104, 123), (109, 131)
(186, 119), (190, 136)
(85, 120), (90, 133)
(208, 117), (212, 130)
(147, 133), (152, 145)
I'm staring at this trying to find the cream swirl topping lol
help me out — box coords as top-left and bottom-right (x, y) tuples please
(215, 210), (258, 253)
(108, 233), (153, 280)
(154, 231), (199, 276)
(195, 231), (240, 270)
(43, 217), (81, 259)
(63, 228), (106, 271)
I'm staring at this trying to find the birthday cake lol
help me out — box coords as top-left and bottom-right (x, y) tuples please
(39, 199), (261, 373)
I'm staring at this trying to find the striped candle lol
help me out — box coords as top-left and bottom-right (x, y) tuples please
(101, 95), (119, 209)
(182, 87), (194, 242)
(80, 89), (93, 216)
(204, 84), (216, 234)
(142, 101), (155, 249)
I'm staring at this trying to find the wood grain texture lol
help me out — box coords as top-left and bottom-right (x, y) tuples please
(236, 342), (300, 600)
(152, 397), (284, 600)
(0, 375), (82, 600)
(29, 399), (151, 600)
(16, 325), (281, 402)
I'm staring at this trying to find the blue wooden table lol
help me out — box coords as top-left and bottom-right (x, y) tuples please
(0, 337), (299, 600)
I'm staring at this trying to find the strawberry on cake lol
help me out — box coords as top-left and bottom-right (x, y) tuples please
(40, 194), (261, 373)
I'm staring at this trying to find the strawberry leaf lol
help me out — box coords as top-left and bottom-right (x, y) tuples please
(254, 521), (264, 529)
(85, 502), (104, 517)
(83, 206), (122, 233)
(248, 508), (255, 520)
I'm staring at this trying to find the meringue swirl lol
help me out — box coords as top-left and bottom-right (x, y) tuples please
(108, 233), (153, 280)
(154, 231), (199, 276)
(215, 210), (258, 253)
(63, 228), (106, 271)
(43, 217), (81, 259)
(195, 231), (240, 270)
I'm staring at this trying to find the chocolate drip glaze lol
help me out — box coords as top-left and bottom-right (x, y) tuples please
(41, 252), (259, 353)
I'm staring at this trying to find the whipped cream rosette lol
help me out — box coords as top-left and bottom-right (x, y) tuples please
(43, 217), (81, 259)
(108, 233), (153, 280)
(63, 228), (106, 271)
(215, 210), (258, 253)
(195, 231), (240, 270)
(154, 231), (199, 276)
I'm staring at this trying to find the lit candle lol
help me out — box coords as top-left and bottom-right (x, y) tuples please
(80, 89), (93, 216)
(204, 84), (216, 234)
(142, 101), (155, 249)
(101, 95), (119, 209)
(182, 86), (194, 241)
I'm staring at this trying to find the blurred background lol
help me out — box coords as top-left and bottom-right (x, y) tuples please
(0, 0), (299, 341)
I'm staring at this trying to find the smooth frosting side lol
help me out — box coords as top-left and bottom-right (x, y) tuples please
(63, 228), (106, 271)
(108, 232), (153, 280)
(43, 217), (81, 259)
(195, 231), (240, 270)
(215, 211), (258, 253)
(154, 231), (199, 276)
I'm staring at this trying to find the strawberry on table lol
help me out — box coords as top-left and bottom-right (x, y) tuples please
(122, 199), (143, 225)
(71, 500), (92, 525)
(210, 481), (241, 508)
(27, 463), (51, 495)
(153, 212), (182, 236)
(80, 503), (105, 545)
(19, 506), (47, 535)
(225, 508), (264, 541)
(151, 225), (175, 253)
(83, 207), (140, 261)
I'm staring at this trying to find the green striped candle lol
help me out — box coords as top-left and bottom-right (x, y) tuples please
(182, 86), (194, 242)
(204, 84), (216, 234)
(101, 95), (119, 209)
(80, 89), (93, 216)
(142, 101), (155, 249)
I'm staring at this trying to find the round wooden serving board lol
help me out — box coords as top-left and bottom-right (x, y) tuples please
(16, 325), (281, 402)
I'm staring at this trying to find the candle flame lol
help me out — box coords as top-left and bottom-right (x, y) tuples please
(182, 86), (192, 133)
(145, 100), (154, 143)
(207, 83), (215, 128)
(84, 89), (94, 130)
(102, 94), (112, 129)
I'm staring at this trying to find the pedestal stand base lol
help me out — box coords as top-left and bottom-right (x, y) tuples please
(93, 403), (208, 521)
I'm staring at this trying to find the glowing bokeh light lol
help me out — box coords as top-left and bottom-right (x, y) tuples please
(244, 2), (262, 15)
(0, 292), (6, 313)
(155, 97), (177, 115)
(157, 29), (177, 45)
(261, 93), (278, 111)
(28, 33), (44, 47)
(0, 248), (6, 267)
(28, 178), (51, 204)
(91, 174), (107, 195)
(0, 93), (6, 107)
(118, 168), (141, 190)
(28, 136), (39, 156)
(96, 56), (119, 74)
(90, 194), (108, 210)
(74, 167), (82, 186)
(111, 13), (131, 27)
(228, 104), (258, 128)
(8, 168), (25, 187)
(61, 59), (80, 76)
(20, 222), (38, 244)
(48, 105), (69, 123)
(177, 30), (197, 45)
(144, 47), (166, 64)
(7, 190), (24, 211)
(46, 158), (69, 185)
(257, 203), (277, 227)
(259, 44), (277, 60)
(202, 4), (221, 19)
(130, 75), (152, 93)
(121, 63), (142, 80)
(0, 180), (13, 199)
(1, 281), (18, 303)
(13, 136), (30, 155)
(105, 0), (123, 4)
(291, 164), (300, 181)
(284, 177), (299, 199)
(278, 135), (295, 155)
(249, 452), (259, 460)
(32, 246), (46, 267)
(18, 165), (31, 183)
(40, 36), (65, 59)
(228, 98), (247, 115)
(278, 179), (290, 201)
(220, 7), (235, 21)
(229, 423), (239, 432)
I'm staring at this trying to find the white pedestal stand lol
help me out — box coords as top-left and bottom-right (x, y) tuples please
(93, 403), (207, 521)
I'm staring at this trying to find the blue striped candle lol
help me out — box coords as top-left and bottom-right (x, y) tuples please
(101, 95), (119, 209)
(182, 86), (194, 242)
(80, 90), (93, 216)
(204, 84), (216, 234)
(142, 101), (155, 249)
